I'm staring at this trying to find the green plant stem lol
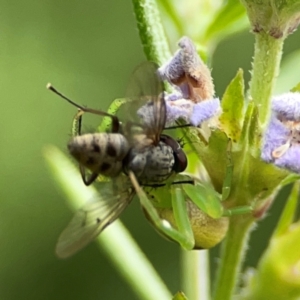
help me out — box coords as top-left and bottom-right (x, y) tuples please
(44, 145), (172, 300)
(213, 215), (254, 300)
(132, 0), (171, 64)
(181, 249), (210, 300)
(249, 32), (284, 126)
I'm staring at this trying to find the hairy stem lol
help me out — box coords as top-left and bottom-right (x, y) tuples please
(213, 215), (254, 300)
(132, 0), (171, 64)
(249, 32), (284, 126)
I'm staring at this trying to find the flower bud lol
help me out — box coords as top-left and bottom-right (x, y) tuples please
(241, 0), (300, 38)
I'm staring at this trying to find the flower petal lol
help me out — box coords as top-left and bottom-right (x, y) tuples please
(190, 98), (221, 126)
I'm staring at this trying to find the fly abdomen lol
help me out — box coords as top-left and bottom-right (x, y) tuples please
(68, 133), (130, 177)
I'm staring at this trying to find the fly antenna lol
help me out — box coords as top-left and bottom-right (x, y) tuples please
(46, 83), (120, 133)
(46, 83), (86, 111)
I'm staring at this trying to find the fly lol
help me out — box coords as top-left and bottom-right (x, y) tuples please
(47, 62), (189, 258)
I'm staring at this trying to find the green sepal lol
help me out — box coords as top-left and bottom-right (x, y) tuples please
(239, 101), (261, 154)
(219, 69), (245, 142)
(193, 127), (289, 205)
(240, 0), (300, 38)
(194, 128), (229, 193)
(183, 183), (223, 219)
(230, 152), (289, 204)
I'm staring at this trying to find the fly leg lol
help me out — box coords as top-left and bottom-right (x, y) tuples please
(71, 109), (84, 137)
(129, 172), (195, 250)
(70, 110), (99, 185)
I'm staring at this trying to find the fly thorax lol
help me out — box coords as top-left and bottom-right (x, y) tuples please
(124, 141), (175, 184)
(68, 133), (130, 177)
(131, 133), (153, 149)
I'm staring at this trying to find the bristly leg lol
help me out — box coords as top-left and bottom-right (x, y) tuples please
(129, 171), (195, 250)
(72, 109), (84, 137)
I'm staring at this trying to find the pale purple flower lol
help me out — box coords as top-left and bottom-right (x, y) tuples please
(137, 97), (221, 127)
(158, 36), (214, 102)
(190, 98), (221, 126)
(138, 37), (220, 128)
(262, 92), (300, 173)
(165, 99), (194, 124)
(165, 97), (221, 126)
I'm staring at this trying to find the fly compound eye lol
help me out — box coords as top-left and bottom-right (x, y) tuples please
(173, 148), (188, 173)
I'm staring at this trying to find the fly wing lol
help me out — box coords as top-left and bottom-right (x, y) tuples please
(56, 180), (134, 258)
(125, 62), (166, 145)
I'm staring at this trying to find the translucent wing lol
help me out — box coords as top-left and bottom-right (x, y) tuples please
(125, 61), (166, 145)
(56, 180), (135, 258)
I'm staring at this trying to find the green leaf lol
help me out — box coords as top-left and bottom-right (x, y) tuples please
(248, 213), (300, 299)
(273, 183), (299, 237)
(157, 0), (184, 36)
(194, 129), (229, 193)
(192, 125), (288, 207)
(183, 183), (223, 219)
(234, 152), (289, 204)
(239, 100), (254, 147)
(281, 173), (300, 186)
(239, 100), (261, 154)
(203, 0), (248, 43)
(275, 50), (300, 94)
(219, 69), (245, 142)
(172, 291), (188, 300)
(43, 145), (172, 300)
(291, 82), (300, 93)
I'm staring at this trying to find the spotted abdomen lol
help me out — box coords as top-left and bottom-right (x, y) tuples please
(68, 133), (130, 177)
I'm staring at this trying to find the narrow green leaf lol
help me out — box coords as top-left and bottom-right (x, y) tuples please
(157, 0), (184, 36)
(281, 174), (300, 186)
(273, 183), (299, 237)
(43, 145), (172, 300)
(172, 291), (189, 300)
(183, 183), (223, 219)
(239, 100), (254, 147)
(204, 0), (248, 42)
(275, 50), (300, 94)
(247, 104), (260, 151)
(219, 69), (245, 142)
(291, 82), (300, 93)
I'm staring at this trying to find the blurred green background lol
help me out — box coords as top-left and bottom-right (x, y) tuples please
(1, 0), (300, 299)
